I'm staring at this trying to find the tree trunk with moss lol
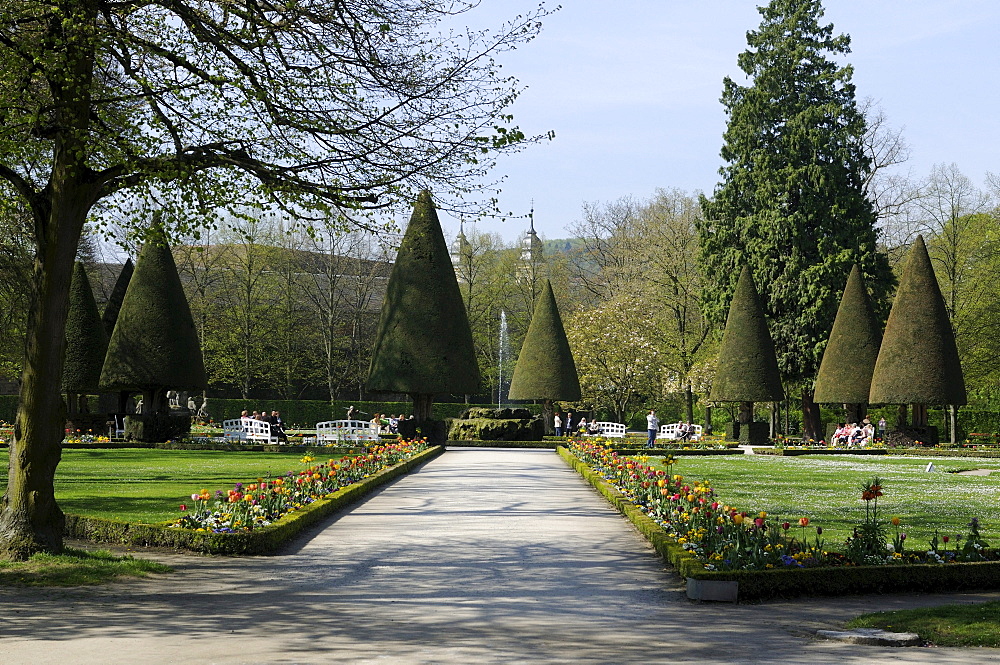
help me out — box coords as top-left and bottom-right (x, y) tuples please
(738, 401), (753, 425)
(0, 197), (90, 560)
(542, 398), (554, 435)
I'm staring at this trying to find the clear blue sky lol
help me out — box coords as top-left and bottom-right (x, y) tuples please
(439, 0), (1000, 243)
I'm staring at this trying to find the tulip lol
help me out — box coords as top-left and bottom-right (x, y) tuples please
(816, 526), (823, 535)
(891, 516), (901, 526)
(943, 535), (950, 543)
(798, 517), (809, 527)
(179, 504), (187, 511)
(782, 522), (790, 531)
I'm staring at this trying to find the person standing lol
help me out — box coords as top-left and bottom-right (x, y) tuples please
(647, 410), (659, 448)
(877, 416), (886, 441)
(554, 412), (563, 436)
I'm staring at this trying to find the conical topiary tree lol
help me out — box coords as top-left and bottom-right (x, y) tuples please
(62, 262), (109, 414)
(100, 233), (206, 421)
(870, 235), (966, 440)
(367, 190), (479, 425)
(709, 265), (784, 443)
(99, 257), (135, 414)
(101, 257), (133, 338)
(508, 279), (581, 434)
(814, 264), (883, 424)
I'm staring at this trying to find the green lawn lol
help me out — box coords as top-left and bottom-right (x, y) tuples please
(847, 601), (1000, 647)
(0, 547), (172, 586)
(647, 454), (1000, 548)
(0, 448), (330, 523)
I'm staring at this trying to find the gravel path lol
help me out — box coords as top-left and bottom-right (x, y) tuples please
(1, 448), (999, 664)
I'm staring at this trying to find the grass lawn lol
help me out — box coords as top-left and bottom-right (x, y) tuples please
(643, 453), (1000, 549)
(0, 448), (338, 524)
(847, 601), (1000, 647)
(0, 547), (172, 586)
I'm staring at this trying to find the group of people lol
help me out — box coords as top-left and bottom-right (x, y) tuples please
(832, 419), (881, 447)
(553, 412), (601, 436)
(646, 410), (696, 448)
(371, 413), (412, 435)
(240, 409), (288, 443)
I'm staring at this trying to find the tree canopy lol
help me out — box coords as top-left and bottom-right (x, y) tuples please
(508, 279), (581, 402)
(709, 266), (784, 404)
(367, 191), (479, 409)
(869, 236), (966, 406)
(813, 264), (882, 405)
(698, 0), (894, 389)
(62, 262), (108, 395)
(100, 235), (206, 401)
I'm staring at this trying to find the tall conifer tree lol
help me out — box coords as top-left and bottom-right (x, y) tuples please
(698, 0), (894, 439)
(367, 191), (479, 422)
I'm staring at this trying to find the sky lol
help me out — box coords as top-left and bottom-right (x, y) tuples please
(435, 0), (1000, 244)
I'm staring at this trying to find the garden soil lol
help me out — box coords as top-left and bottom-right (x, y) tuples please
(1, 448), (999, 664)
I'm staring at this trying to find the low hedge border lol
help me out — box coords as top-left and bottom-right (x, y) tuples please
(608, 448), (744, 456)
(4, 442), (375, 453)
(558, 446), (1000, 602)
(445, 440), (555, 449)
(63, 445), (444, 555)
(556, 446), (703, 577)
(754, 448), (1000, 458)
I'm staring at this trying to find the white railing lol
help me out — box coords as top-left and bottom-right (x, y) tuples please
(657, 423), (703, 442)
(222, 418), (276, 443)
(584, 422), (628, 438)
(316, 420), (380, 445)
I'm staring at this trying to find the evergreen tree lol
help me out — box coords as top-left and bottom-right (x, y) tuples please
(509, 279), (580, 433)
(100, 234), (206, 414)
(101, 258), (134, 338)
(367, 191), (479, 421)
(709, 266), (784, 421)
(698, 0), (894, 438)
(62, 262), (109, 408)
(813, 264), (882, 422)
(870, 236), (966, 421)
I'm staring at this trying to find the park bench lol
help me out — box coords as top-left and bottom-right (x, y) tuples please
(657, 423), (703, 442)
(223, 418), (278, 443)
(316, 419), (380, 445)
(585, 421), (628, 438)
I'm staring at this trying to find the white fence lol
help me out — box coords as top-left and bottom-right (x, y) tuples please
(223, 418), (277, 443)
(584, 422), (628, 438)
(657, 423), (703, 442)
(316, 420), (380, 445)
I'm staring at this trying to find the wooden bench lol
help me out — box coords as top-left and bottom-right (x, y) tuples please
(316, 420), (380, 445)
(223, 418), (277, 443)
(585, 421), (628, 438)
(657, 423), (703, 442)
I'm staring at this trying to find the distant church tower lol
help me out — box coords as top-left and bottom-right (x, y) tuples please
(519, 204), (544, 265)
(451, 217), (472, 284)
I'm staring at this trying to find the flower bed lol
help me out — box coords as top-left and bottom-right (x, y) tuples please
(64, 441), (441, 554)
(172, 439), (429, 532)
(563, 440), (1000, 601)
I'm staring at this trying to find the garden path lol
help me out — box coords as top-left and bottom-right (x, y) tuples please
(2, 448), (999, 664)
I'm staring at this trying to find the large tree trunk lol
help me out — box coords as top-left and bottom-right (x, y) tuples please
(0, 199), (89, 559)
(412, 393), (433, 422)
(542, 399), (554, 435)
(800, 388), (822, 441)
(684, 383), (694, 424)
(0, 6), (97, 556)
(738, 401), (753, 425)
